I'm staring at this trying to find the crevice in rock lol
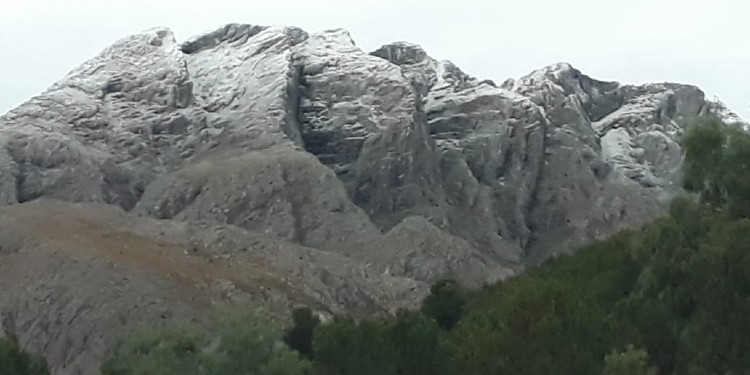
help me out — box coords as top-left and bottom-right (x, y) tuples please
(180, 24), (267, 54)
(518, 120), (549, 257)
(279, 166), (306, 245)
(283, 63), (307, 149)
(516, 121), (548, 258)
(289, 66), (366, 169)
(494, 145), (514, 182)
(664, 94), (678, 119)
(15, 165), (40, 204)
(0, 311), (18, 344)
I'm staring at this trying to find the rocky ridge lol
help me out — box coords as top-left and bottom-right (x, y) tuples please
(0, 23), (744, 374)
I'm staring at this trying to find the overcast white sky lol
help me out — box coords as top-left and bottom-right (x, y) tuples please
(1, 0), (748, 118)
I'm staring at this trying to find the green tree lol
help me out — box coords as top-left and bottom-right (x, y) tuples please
(312, 317), (395, 375)
(720, 130), (750, 217)
(387, 310), (448, 375)
(101, 309), (310, 375)
(450, 277), (608, 375)
(667, 196), (710, 249)
(100, 327), (207, 375)
(0, 338), (49, 375)
(682, 118), (728, 206)
(284, 307), (320, 359)
(678, 220), (750, 375)
(421, 279), (466, 331)
(682, 118), (750, 218)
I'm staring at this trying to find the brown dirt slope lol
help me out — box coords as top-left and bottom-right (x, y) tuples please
(0, 200), (424, 375)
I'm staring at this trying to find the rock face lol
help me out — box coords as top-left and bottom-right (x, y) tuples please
(0, 23), (744, 374)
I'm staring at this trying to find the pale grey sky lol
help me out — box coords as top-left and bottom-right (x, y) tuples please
(1, 0), (748, 118)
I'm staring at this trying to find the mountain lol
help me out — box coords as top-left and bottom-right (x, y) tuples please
(0, 23), (743, 374)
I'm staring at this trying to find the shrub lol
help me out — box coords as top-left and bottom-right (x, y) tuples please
(0, 338), (49, 375)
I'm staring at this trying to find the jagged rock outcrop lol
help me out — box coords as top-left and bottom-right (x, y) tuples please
(0, 23), (744, 374)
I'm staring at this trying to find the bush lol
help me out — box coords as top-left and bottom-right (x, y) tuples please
(101, 309), (310, 375)
(284, 307), (320, 359)
(312, 317), (395, 375)
(421, 279), (466, 331)
(682, 118), (750, 217)
(0, 338), (49, 375)
(387, 310), (448, 375)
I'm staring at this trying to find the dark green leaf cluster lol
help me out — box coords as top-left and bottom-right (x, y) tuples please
(312, 310), (448, 375)
(284, 307), (320, 360)
(683, 118), (750, 217)
(0, 338), (49, 375)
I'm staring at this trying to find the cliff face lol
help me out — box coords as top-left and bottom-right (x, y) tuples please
(0, 24), (742, 374)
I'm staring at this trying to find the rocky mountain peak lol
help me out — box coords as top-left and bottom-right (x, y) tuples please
(181, 24), (271, 54)
(371, 42), (430, 66)
(0, 22), (745, 374)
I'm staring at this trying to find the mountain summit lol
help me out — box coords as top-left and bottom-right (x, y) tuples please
(0, 23), (743, 374)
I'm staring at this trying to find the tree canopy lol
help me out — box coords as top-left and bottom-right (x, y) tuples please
(0, 338), (49, 375)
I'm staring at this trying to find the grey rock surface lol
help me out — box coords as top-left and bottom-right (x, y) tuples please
(0, 23), (744, 374)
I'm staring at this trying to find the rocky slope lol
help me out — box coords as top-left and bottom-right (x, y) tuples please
(0, 23), (743, 374)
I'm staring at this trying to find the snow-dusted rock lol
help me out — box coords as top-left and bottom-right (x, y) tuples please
(2, 22), (742, 275)
(0, 22), (744, 373)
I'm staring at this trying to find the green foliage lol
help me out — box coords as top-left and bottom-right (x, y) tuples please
(420, 279), (466, 331)
(100, 327), (207, 375)
(312, 317), (395, 375)
(677, 219), (750, 375)
(387, 310), (448, 375)
(602, 346), (657, 375)
(682, 118), (750, 217)
(667, 196), (710, 248)
(101, 309), (310, 375)
(284, 307), (320, 359)
(0, 338), (49, 375)
(311, 310), (448, 375)
(721, 131), (750, 217)
(451, 276), (612, 375)
(682, 118), (727, 206)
